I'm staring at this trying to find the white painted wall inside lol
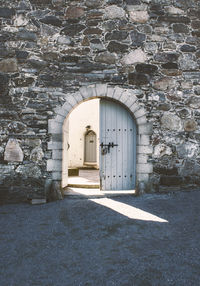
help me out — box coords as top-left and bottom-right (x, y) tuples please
(68, 99), (99, 168)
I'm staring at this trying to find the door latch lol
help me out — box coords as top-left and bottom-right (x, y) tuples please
(100, 142), (118, 155)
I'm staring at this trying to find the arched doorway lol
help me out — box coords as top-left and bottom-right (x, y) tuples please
(47, 84), (153, 193)
(84, 130), (97, 165)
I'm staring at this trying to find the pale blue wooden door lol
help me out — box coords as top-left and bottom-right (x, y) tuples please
(100, 99), (136, 190)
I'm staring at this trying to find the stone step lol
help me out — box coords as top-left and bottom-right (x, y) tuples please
(68, 168), (79, 176)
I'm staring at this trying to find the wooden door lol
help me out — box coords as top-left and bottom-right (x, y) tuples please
(84, 131), (97, 163)
(100, 99), (136, 190)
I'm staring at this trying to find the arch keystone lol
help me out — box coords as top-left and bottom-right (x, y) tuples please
(95, 83), (107, 97)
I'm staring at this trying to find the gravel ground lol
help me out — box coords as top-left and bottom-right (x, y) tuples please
(0, 190), (200, 286)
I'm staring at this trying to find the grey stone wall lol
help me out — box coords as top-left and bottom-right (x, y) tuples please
(0, 0), (200, 203)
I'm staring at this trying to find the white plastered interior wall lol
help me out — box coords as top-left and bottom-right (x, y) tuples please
(68, 98), (99, 168)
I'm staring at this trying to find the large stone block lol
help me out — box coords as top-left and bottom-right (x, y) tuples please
(161, 112), (182, 131)
(104, 5), (126, 19)
(47, 159), (62, 171)
(122, 49), (147, 65)
(0, 58), (18, 73)
(4, 139), (23, 162)
(129, 11), (149, 23)
(137, 163), (153, 174)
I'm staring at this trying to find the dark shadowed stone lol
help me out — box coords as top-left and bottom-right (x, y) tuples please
(84, 28), (102, 35)
(107, 41), (128, 53)
(178, 108), (190, 119)
(157, 103), (171, 111)
(130, 30), (146, 47)
(0, 47), (14, 58)
(125, 0), (141, 4)
(61, 24), (85, 36)
(175, 0), (198, 9)
(150, 4), (165, 16)
(65, 7), (84, 19)
(0, 7), (15, 18)
(173, 24), (189, 33)
(29, 0), (52, 4)
(154, 166), (178, 176)
(8, 121), (27, 133)
(15, 50), (29, 60)
(161, 63), (178, 69)
(137, 24), (152, 34)
(0, 73), (9, 96)
(184, 119), (197, 132)
(180, 45), (196, 52)
(161, 69), (182, 76)
(85, 0), (103, 8)
(158, 16), (190, 23)
(194, 87), (200, 95)
(17, 30), (37, 41)
(94, 52), (116, 64)
(61, 55), (80, 63)
(192, 31), (200, 37)
(154, 53), (179, 63)
(160, 176), (182, 186)
(191, 20), (200, 29)
(40, 16), (62, 27)
(14, 77), (35, 87)
(128, 73), (149, 85)
(102, 20), (118, 31)
(135, 64), (158, 74)
(87, 19), (100, 27)
(105, 30), (128, 41)
(28, 59), (48, 69)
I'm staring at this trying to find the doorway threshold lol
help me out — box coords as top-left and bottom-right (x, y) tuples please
(63, 187), (136, 199)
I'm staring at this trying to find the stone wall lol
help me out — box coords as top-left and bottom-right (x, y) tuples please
(0, 0), (200, 203)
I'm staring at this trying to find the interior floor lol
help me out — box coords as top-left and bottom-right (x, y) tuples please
(68, 169), (100, 188)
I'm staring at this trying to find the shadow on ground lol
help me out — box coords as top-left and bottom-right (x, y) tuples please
(0, 190), (200, 286)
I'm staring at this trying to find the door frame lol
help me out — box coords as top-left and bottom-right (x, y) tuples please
(47, 84), (153, 193)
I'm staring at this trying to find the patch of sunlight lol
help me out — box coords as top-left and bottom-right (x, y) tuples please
(90, 198), (168, 223)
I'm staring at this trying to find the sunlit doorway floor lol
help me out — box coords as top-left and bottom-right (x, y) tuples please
(67, 169), (100, 188)
(63, 169), (136, 198)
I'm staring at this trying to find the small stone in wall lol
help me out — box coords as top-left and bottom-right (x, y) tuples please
(104, 5), (126, 19)
(85, 0), (103, 8)
(0, 58), (18, 73)
(4, 139), (23, 162)
(177, 142), (199, 159)
(184, 119), (197, 132)
(153, 77), (176, 91)
(179, 54), (198, 71)
(130, 30), (146, 47)
(187, 96), (200, 109)
(121, 49), (147, 65)
(16, 164), (42, 179)
(25, 138), (41, 148)
(30, 147), (44, 162)
(129, 11), (149, 23)
(153, 144), (172, 158)
(161, 112), (182, 131)
(14, 14), (29, 27)
(65, 7), (85, 19)
(94, 52), (117, 64)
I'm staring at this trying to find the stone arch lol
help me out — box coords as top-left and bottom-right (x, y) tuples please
(47, 84), (153, 193)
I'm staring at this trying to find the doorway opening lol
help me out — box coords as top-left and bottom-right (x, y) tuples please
(62, 98), (137, 192)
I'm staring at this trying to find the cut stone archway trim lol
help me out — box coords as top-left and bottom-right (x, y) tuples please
(47, 84), (153, 193)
